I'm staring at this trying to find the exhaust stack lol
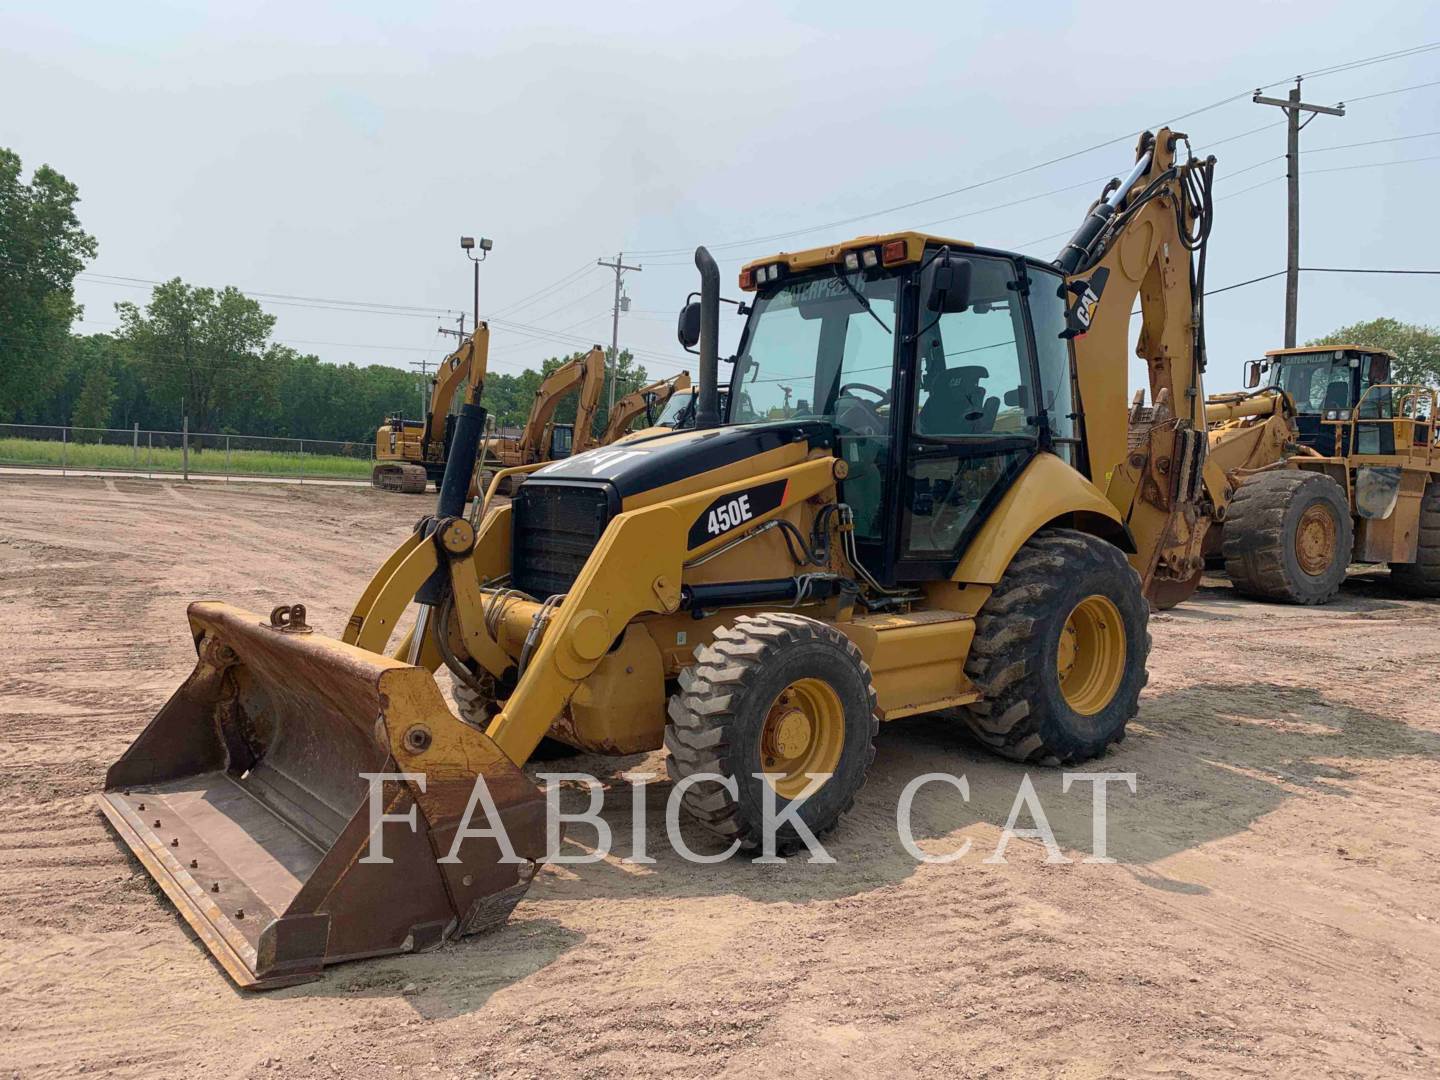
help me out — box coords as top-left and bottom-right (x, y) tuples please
(693, 245), (721, 430)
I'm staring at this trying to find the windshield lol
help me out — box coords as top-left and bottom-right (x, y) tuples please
(655, 389), (729, 428)
(1268, 354), (1355, 414)
(731, 270), (898, 425)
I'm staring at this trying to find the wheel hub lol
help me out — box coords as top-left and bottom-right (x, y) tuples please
(1296, 503), (1338, 576)
(759, 680), (845, 799)
(1056, 595), (1127, 716)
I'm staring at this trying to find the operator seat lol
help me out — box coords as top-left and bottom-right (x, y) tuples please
(919, 365), (998, 434)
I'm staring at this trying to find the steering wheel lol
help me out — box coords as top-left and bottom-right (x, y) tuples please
(839, 382), (891, 408)
(834, 383), (888, 439)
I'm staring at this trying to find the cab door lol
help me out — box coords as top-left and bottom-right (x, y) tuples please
(890, 254), (1043, 581)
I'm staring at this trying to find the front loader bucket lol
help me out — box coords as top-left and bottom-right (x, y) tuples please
(99, 601), (546, 989)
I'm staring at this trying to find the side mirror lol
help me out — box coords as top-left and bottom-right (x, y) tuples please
(677, 301), (702, 352)
(1243, 359), (1262, 389)
(920, 252), (973, 314)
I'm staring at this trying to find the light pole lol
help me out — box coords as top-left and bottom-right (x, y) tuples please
(460, 235), (493, 333)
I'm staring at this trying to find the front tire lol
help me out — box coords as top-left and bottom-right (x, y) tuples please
(1390, 480), (1440, 597)
(962, 529), (1149, 764)
(450, 672), (580, 760)
(665, 613), (878, 853)
(1223, 470), (1352, 604)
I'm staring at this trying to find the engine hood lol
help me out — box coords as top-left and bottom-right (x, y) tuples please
(526, 420), (832, 500)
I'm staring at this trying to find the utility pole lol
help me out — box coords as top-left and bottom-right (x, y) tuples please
(437, 312), (467, 343)
(597, 252), (642, 412)
(1253, 78), (1345, 347)
(408, 358), (434, 417)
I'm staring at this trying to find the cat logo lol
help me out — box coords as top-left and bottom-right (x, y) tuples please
(1063, 267), (1109, 339)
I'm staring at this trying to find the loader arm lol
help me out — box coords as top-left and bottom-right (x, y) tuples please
(600, 371), (692, 444)
(1059, 127), (1220, 607)
(1206, 388), (1300, 477)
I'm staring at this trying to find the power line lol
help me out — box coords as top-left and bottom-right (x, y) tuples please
(1307, 153), (1440, 174)
(77, 270), (459, 317)
(625, 42), (1440, 260)
(1342, 78), (1440, 104)
(486, 261), (596, 318)
(1307, 129), (1440, 153)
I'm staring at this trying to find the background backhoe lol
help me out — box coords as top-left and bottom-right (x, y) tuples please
(599, 370), (691, 444)
(103, 128), (1223, 989)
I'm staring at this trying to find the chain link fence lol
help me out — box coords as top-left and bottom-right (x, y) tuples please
(0, 423), (374, 483)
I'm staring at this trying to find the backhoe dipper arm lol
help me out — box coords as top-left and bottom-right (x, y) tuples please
(420, 324), (491, 450)
(1058, 128), (1219, 605)
(569, 346), (608, 454)
(517, 349), (597, 463)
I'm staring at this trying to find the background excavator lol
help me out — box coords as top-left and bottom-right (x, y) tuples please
(473, 346), (605, 496)
(104, 128), (1232, 989)
(598, 370), (691, 444)
(371, 327), (489, 494)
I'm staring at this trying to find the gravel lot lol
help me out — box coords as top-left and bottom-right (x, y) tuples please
(1, 474), (1436, 1078)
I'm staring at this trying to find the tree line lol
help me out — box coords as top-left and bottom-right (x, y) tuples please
(3, 146), (1438, 445)
(1, 148), (651, 444)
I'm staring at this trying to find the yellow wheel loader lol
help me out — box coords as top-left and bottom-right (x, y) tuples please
(599, 370), (692, 444)
(372, 327), (490, 494)
(474, 346), (606, 496)
(1198, 346), (1440, 603)
(103, 128), (1224, 988)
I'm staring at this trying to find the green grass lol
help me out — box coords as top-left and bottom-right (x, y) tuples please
(0, 437), (373, 480)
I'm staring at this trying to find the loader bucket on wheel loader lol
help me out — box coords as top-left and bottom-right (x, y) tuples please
(98, 601), (546, 989)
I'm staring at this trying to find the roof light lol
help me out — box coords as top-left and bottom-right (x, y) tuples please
(861, 248), (879, 269)
(882, 239), (907, 264)
(739, 267), (755, 289)
(843, 251), (860, 272)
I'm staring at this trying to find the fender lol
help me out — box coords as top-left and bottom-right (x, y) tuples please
(951, 453), (1134, 585)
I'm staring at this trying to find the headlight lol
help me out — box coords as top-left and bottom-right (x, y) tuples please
(1325, 410), (1337, 420)
(861, 248), (879, 269)
(843, 251), (860, 272)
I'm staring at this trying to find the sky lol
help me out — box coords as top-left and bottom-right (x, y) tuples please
(3, 1), (1438, 413)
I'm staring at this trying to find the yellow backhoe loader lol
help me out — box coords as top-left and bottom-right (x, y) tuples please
(103, 128), (1228, 988)
(1197, 346), (1440, 603)
(599, 370), (692, 444)
(371, 327), (490, 494)
(474, 346), (606, 495)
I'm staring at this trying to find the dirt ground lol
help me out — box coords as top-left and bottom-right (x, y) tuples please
(1, 474), (1437, 1079)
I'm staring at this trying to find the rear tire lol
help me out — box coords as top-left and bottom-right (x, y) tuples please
(1389, 480), (1440, 597)
(1223, 471), (1352, 605)
(665, 613), (878, 853)
(962, 529), (1149, 764)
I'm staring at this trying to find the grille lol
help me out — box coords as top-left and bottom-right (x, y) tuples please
(511, 482), (613, 598)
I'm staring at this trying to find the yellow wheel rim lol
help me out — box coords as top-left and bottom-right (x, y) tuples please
(1056, 595), (1127, 716)
(759, 677), (845, 799)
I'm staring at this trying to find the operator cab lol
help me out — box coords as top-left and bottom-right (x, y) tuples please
(548, 423), (575, 459)
(714, 232), (1080, 585)
(1245, 345), (1397, 455)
